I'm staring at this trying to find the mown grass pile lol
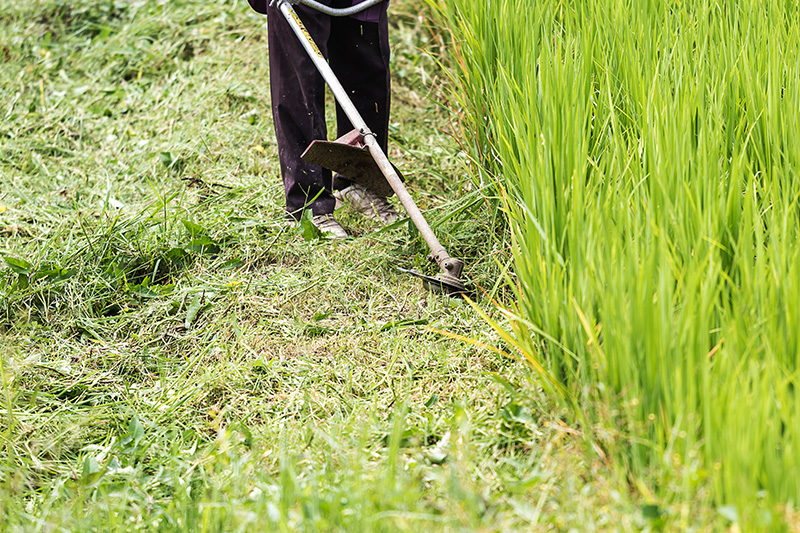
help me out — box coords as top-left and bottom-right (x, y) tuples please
(435, 0), (800, 528)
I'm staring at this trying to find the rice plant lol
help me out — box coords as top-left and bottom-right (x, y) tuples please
(435, 0), (800, 526)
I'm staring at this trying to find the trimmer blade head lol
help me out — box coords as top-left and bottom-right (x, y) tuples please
(397, 268), (476, 300)
(301, 129), (403, 197)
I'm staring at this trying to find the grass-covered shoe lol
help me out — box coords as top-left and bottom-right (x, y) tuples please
(334, 184), (399, 224)
(311, 213), (348, 239)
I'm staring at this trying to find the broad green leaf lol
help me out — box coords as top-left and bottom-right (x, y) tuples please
(182, 220), (205, 237)
(159, 151), (175, 168)
(3, 256), (32, 274)
(82, 456), (101, 478)
(129, 417), (145, 447)
(187, 237), (220, 254)
(185, 293), (209, 329)
(296, 209), (321, 241)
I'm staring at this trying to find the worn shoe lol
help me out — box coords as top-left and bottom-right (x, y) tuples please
(312, 213), (348, 239)
(334, 184), (399, 224)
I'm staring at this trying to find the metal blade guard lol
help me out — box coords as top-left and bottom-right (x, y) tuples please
(301, 129), (403, 198)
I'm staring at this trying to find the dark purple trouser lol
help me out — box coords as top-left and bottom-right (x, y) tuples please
(267, 0), (391, 220)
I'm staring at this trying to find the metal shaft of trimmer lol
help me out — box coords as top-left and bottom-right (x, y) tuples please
(277, 0), (464, 281)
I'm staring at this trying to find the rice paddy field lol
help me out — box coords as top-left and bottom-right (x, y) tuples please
(434, 0), (800, 529)
(2, 0), (799, 530)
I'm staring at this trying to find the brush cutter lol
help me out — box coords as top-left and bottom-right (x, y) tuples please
(274, 0), (473, 298)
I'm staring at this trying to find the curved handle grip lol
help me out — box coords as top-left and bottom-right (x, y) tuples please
(276, 0), (385, 17)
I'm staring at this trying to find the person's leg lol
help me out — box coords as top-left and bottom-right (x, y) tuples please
(326, 10), (397, 224)
(328, 9), (391, 191)
(267, 2), (337, 220)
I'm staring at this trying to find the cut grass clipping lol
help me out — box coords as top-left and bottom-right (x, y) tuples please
(434, 0), (800, 529)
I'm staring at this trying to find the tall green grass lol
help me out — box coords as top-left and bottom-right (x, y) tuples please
(435, 0), (800, 525)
